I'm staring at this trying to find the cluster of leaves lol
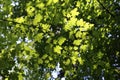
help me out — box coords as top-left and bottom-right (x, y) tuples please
(0, 0), (120, 80)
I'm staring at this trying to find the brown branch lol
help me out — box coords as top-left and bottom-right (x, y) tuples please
(0, 19), (31, 26)
(97, 0), (115, 17)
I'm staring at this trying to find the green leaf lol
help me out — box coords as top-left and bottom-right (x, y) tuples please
(64, 59), (70, 65)
(70, 8), (79, 17)
(71, 56), (77, 64)
(75, 31), (82, 38)
(38, 59), (43, 64)
(93, 64), (97, 69)
(42, 54), (48, 59)
(58, 37), (66, 45)
(41, 23), (50, 32)
(54, 45), (62, 54)
(97, 51), (104, 59)
(77, 57), (84, 65)
(26, 6), (35, 16)
(36, 2), (45, 9)
(73, 39), (82, 46)
(76, 19), (85, 26)
(73, 46), (78, 50)
(18, 73), (23, 80)
(73, 51), (79, 56)
(34, 33), (43, 42)
(33, 14), (43, 25)
(64, 17), (77, 31)
(53, 0), (59, 3)
(15, 17), (25, 23)
(80, 44), (88, 52)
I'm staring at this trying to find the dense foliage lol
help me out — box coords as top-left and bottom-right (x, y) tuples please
(0, 0), (120, 80)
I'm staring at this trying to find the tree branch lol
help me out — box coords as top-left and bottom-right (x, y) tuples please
(0, 19), (31, 26)
(97, 0), (115, 17)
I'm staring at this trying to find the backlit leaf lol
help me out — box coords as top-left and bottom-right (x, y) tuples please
(70, 8), (79, 17)
(71, 56), (77, 64)
(34, 33), (43, 42)
(54, 45), (62, 54)
(78, 57), (84, 65)
(76, 19), (85, 26)
(33, 14), (43, 25)
(75, 31), (82, 38)
(26, 6), (35, 16)
(38, 59), (43, 64)
(73, 39), (82, 46)
(58, 37), (66, 45)
(42, 54), (48, 59)
(15, 17), (25, 23)
(36, 3), (45, 9)
(18, 73), (23, 80)
(80, 45), (88, 52)
(53, 0), (59, 3)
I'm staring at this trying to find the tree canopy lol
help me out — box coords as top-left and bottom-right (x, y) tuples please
(0, 0), (120, 80)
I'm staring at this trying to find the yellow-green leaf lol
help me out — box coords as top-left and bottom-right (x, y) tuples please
(54, 45), (62, 54)
(26, 6), (35, 16)
(97, 51), (104, 59)
(76, 19), (85, 26)
(58, 37), (66, 45)
(80, 44), (88, 52)
(33, 14), (43, 25)
(18, 73), (23, 80)
(75, 31), (82, 38)
(15, 17), (25, 23)
(71, 56), (77, 64)
(53, 0), (59, 3)
(36, 3), (44, 9)
(42, 54), (48, 59)
(78, 57), (84, 65)
(34, 33), (43, 42)
(64, 59), (70, 65)
(70, 8), (79, 17)
(93, 64), (97, 69)
(73, 39), (82, 46)
(73, 46), (78, 50)
(38, 59), (43, 64)
(41, 23), (50, 32)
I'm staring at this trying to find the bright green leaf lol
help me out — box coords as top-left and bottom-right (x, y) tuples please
(34, 33), (43, 42)
(70, 8), (79, 17)
(54, 45), (62, 54)
(78, 57), (84, 65)
(33, 14), (43, 25)
(38, 59), (43, 64)
(58, 37), (66, 45)
(75, 31), (82, 38)
(73, 39), (82, 46)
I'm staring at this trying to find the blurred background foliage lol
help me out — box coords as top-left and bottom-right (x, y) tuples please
(0, 0), (120, 80)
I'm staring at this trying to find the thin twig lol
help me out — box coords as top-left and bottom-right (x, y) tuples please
(97, 0), (115, 17)
(0, 19), (31, 26)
